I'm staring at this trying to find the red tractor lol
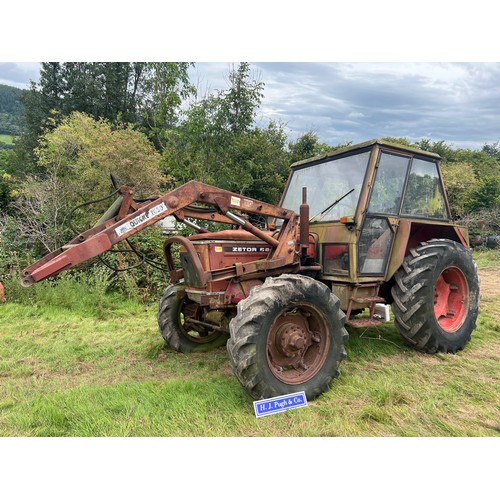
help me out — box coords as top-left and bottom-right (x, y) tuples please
(21, 139), (480, 401)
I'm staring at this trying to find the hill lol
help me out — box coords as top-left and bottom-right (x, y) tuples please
(0, 83), (25, 136)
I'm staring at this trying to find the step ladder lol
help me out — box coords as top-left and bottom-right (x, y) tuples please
(345, 283), (386, 328)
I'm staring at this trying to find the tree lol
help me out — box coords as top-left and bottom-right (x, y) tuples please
(14, 112), (164, 253)
(223, 62), (264, 134)
(465, 176), (500, 212)
(482, 141), (500, 160)
(440, 161), (478, 218)
(14, 63), (66, 172)
(415, 139), (457, 162)
(288, 131), (333, 164)
(160, 63), (294, 204)
(139, 62), (195, 149)
(221, 121), (291, 204)
(0, 150), (17, 213)
(15, 62), (195, 174)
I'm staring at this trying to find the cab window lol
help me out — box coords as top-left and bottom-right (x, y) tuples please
(367, 153), (409, 215)
(402, 158), (448, 219)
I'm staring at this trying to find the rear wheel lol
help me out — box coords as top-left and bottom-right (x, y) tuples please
(391, 239), (480, 353)
(158, 284), (227, 353)
(227, 274), (348, 401)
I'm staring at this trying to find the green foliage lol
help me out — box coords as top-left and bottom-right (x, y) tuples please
(465, 176), (500, 212)
(10, 112), (163, 253)
(482, 141), (500, 160)
(0, 150), (18, 211)
(0, 84), (25, 135)
(0, 170), (15, 212)
(440, 161), (478, 217)
(288, 130), (333, 164)
(441, 152), (500, 217)
(139, 62), (195, 148)
(15, 62), (194, 174)
(381, 136), (416, 148)
(162, 63), (290, 204)
(35, 112), (165, 199)
(223, 122), (291, 204)
(3, 266), (124, 319)
(415, 138), (458, 162)
(0, 214), (38, 281)
(1, 112), (166, 284)
(223, 62), (264, 134)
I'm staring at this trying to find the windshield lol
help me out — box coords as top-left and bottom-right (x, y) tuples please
(281, 151), (371, 222)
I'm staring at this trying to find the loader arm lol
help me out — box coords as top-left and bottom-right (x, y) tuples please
(21, 180), (300, 287)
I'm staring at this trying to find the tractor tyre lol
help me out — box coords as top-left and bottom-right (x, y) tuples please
(391, 239), (480, 354)
(158, 284), (227, 353)
(227, 274), (349, 401)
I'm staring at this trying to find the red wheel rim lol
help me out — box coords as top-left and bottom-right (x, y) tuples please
(433, 266), (469, 333)
(266, 303), (330, 384)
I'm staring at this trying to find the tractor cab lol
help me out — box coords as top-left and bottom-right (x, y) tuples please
(280, 139), (461, 282)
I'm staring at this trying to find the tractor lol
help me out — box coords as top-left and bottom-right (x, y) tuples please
(21, 139), (480, 401)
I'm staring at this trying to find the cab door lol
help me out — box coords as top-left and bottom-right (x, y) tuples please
(358, 151), (410, 276)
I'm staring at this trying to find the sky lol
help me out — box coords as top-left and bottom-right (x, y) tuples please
(1, 61), (499, 151)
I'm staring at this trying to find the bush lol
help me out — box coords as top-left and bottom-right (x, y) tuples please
(0, 215), (37, 280)
(2, 266), (131, 318)
(458, 207), (500, 248)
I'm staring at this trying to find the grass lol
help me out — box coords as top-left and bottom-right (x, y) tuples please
(0, 134), (14, 145)
(472, 247), (500, 267)
(0, 252), (498, 437)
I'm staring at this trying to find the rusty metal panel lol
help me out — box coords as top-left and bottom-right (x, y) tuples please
(331, 284), (352, 310)
(386, 219), (412, 279)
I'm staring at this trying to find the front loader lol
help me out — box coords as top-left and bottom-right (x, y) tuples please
(21, 139), (480, 401)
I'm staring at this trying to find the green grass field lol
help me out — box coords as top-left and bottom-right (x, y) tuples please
(0, 134), (14, 145)
(0, 252), (498, 437)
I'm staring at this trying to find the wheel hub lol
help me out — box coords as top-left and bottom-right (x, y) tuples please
(266, 304), (330, 384)
(433, 266), (469, 333)
(276, 323), (312, 360)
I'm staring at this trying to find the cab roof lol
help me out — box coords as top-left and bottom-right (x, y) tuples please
(290, 139), (441, 168)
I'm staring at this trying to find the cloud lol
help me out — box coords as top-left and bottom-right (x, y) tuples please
(251, 62), (500, 149)
(2, 61), (499, 149)
(0, 62), (40, 88)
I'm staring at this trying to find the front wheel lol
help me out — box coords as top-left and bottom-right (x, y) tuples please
(391, 239), (480, 353)
(157, 284), (227, 353)
(227, 274), (348, 401)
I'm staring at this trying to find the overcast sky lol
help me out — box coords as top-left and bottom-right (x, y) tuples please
(0, 61), (498, 151)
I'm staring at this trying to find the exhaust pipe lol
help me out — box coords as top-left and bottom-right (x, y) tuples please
(300, 187), (310, 257)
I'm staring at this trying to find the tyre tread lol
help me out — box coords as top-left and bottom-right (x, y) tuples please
(391, 239), (479, 353)
(227, 274), (348, 400)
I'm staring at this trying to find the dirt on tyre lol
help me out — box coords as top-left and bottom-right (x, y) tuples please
(158, 283), (228, 353)
(391, 239), (480, 353)
(227, 274), (348, 401)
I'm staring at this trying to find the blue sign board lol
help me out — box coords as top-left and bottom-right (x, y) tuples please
(253, 391), (308, 418)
